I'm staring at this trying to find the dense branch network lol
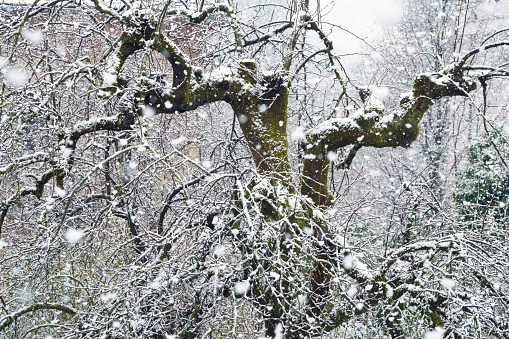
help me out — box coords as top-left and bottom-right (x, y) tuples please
(0, 1), (508, 337)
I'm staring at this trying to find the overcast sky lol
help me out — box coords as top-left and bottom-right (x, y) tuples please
(319, 0), (509, 56)
(316, 0), (403, 56)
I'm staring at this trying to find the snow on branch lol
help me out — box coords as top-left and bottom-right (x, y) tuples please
(0, 303), (77, 332)
(300, 64), (480, 206)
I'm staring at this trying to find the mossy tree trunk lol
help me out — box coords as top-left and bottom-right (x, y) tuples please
(73, 13), (481, 338)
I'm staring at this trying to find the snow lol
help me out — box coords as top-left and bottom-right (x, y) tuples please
(364, 97), (385, 112)
(149, 279), (162, 289)
(171, 136), (186, 145)
(209, 66), (234, 81)
(213, 244), (226, 256)
(428, 74), (451, 86)
(234, 281), (250, 295)
(21, 29), (43, 44)
(270, 271), (280, 280)
(307, 117), (360, 138)
(258, 104), (268, 112)
(303, 226), (314, 235)
(385, 284), (393, 298)
(291, 126), (305, 141)
(238, 114), (248, 124)
(54, 186), (66, 197)
(0, 238), (8, 249)
(4, 67), (29, 87)
(103, 72), (117, 86)
(274, 323), (284, 339)
(327, 151), (337, 161)
(0, 0), (506, 337)
(440, 278), (456, 290)
(100, 292), (117, 302)
(424, 327), (445, 339)
(343, 255), (355, 269)
(143, 105), (156, 118)
(347, 284), (358, 298)
(65, 228), (85, 244)
(372, 86), (390, 100)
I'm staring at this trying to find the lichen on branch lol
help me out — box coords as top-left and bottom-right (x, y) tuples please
(301, 68), (478, 206)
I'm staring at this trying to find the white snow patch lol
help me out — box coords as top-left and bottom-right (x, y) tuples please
(238, 114), (248, 124)
(274, 323), (284, 339)
(65, 228), (85, 244)
(171, 136), (186, 145)
(386, 284), (393, 298)
(4, 67), (29, 87)
(22, 29), (43, 44)
(297, 294), (307, 307)
(372, 86), (389, 100)
(291, 126), (306, 141)
(343, 255), (356, 269)
(213, 244), (226, 256)
(143, 105), (156, 118)
(406, 45), (416, 55)
(347, 285), (358, 298)
(0, 238), (8, 250)
(234, 281), (250, 295)
(440, 278), (456, 290)
(149, 278), (162, 289)
(270, 272), (280, 280)
(327, 151), (337, 161)
(103, 72), (117, 86)
(424, 327), (445, 339)
(303, 226), (314, 235)
(62, 147), (73, 157)
(54, 186), (66, 197)
(100, 292), (117, 302)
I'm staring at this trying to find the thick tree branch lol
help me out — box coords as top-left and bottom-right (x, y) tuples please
(0, 303), (77, 332)
(301, 67), (478, 206)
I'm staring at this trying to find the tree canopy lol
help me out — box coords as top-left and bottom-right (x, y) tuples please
(0, 0), (508, 338)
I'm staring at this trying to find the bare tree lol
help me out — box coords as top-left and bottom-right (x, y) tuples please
(0, 0), (508, 338)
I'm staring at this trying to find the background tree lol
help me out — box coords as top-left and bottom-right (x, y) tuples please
(455, 128), (509, 228)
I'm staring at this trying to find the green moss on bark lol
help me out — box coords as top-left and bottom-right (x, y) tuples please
(232, 72), (290, 173)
